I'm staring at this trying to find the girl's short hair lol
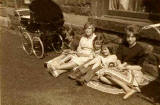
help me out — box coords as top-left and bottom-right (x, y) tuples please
(101, 44), (112, 54)
(83, 22), (95, 32)
(123, 24), (140, 45)
(125, 24), (140, 36)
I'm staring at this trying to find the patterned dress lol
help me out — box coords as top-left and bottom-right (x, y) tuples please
(97, 62), (147, 92)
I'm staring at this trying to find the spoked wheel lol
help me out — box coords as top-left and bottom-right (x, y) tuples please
(32, 37), (44, 59)
(52, 34), (64, 53)
(21, 31), (33, 55)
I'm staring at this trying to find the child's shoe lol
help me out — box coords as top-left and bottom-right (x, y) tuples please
(68, 71), (82, 80)
(76, 78), (85, 86)
(50, 70), (59, 78)
(44, 62), (48, 68)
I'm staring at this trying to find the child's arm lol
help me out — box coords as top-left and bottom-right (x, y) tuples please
(73, 58), (93, 71)
(83, 57), (102, 68)
(62, 49), (71, 55)
(96, 68), (107, 77)
(76, 52), (91, 57)
(115, 60), (128, 71)
(77, 38), (82, 52)
(117, 60), (127, 68)
(63, 49), (76, 54)
(83, 58), (98, 68)
(92, 58), (102, 69)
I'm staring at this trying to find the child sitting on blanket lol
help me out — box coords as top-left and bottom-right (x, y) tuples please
(44, 26), (80, 76)
(68, 34), (104, 79)
(96, 61), (145, 100)
(69, 44), (126, 85)
(73, 44), (144, 100)
(52, 33), (104, 79)
(45, 23), (97, 77)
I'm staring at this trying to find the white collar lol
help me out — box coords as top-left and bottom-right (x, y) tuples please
(129, 42), (136, 48)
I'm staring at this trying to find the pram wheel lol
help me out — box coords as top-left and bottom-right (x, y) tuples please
(18, 26), (24, 33)
(52, 34), (64, 53)
(21, 31), (33, 55)
(32, 37), (44, 59)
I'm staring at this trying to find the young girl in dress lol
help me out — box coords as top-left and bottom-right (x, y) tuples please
(44, 25), (78, 70)
(46, 22), (97, 77)
(68, 33), (105, 80)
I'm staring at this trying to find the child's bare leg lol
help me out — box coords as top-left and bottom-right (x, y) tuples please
(56, 70), (68, 76)
(44, 54), (66, 68)
(56, 61), (78, 70)
(99, 76), (113, 85)
(48, 63), (68, 77)
(50, 69), (68, 77)
(107, 76), (131, 93)
(107, 76), (137, 99)
(123, 89), (137, 99)
(57, 70), (68, 74)
(47, 54), (65, 64)
(59, 55), (72, 64)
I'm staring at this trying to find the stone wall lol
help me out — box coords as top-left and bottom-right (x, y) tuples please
(53, 0), (92, 16)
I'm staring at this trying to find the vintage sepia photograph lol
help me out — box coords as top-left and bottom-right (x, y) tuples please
(0, 0), (160, 105)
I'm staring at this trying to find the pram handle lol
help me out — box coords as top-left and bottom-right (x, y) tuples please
(141, 23), (160, 34)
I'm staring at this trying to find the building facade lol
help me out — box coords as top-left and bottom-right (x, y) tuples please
(6, 0), (160, 54)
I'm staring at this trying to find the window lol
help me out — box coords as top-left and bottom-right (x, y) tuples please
(24, 0), (31, 4)
(108, 0), (160, 13)
(104, 0), (160, 21)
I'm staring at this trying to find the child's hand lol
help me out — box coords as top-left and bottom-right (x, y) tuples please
(70, 51), (76, 54)
(96, 69), (106, 76)
(142, 26), (152, 30)
(96, 71), (103, 78)
(76, 53), (90, 57)
(73, 66), (79, 71)
(122, 62), (127, 67)
(118, 67), (127, 72)
(84, 64), (88, 68)
(63, 49), (71, 53)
